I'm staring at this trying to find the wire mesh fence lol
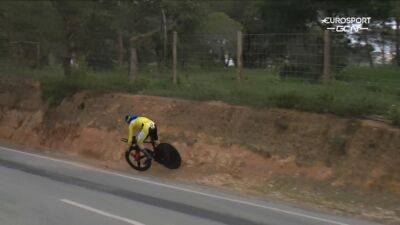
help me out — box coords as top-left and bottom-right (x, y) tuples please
(168, 31), (399, 94)
(0, 30), (399, 86)
(0, 29), (399, 119)
(177, 32), (398, 77)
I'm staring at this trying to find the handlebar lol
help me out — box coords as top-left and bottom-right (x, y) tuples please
(121, 138), (153, 144)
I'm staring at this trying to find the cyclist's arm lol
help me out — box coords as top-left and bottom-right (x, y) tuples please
(127, 123), (135, 146)
(136, 122), (150, 145)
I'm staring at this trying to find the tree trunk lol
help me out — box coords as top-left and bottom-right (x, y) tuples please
(35, 43), (40, 68)
(172, 31), (177, 84)
(62, 56), (71, 76)
(396, 17), (400, 66)
(63, 32), (73, 76)
(63, 40), (75, 76)
(129, 46), (138, 81)
(161, 8), (167, 70)
(127, 29), (160, 80)
(63, 19), (77, 76)
(236, 31), (243, 81)
(364, 36), (374, 68)
(381, 41), (386, 64)
(368, 52), (374, 68)
(117, 29), (124, 67)
(219, 46), (226, 67)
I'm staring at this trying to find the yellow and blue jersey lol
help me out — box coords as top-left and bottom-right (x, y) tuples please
(127, 116), (155, 145)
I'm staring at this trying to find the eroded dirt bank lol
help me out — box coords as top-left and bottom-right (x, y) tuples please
(1, 79), (400, 223)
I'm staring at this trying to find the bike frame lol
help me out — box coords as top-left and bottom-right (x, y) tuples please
(143, 140), (157, 149)
(121, 138), (157, 152)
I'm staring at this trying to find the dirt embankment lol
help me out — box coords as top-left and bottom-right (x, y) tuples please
(1, 78), (400, 222)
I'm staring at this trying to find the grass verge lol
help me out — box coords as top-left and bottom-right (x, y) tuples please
(0, 65), (399, 126)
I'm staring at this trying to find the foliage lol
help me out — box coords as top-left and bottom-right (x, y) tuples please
(0, 0), (399, 125)
(0, 0), (397, 73)
(83, 2), (118, 70)
(209, 1), (263, 33)
(40, 70), (148, 106)
(0, 0), (207, 73)
(197, 12), (243, 35)
(387, 105), (400, 127)
(185, 12), (243, 67)
(161, 0), (206, 34)
(260, 0), (316, 33)
(0, 1), (62, 67)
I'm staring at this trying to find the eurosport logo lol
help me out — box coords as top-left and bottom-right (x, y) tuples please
(321, 17), (371, 33)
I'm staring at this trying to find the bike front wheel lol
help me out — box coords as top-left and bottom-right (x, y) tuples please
(125, 148), (152, 171)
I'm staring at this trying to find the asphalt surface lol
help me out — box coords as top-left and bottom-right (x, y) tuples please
(0, 145), (381, 225)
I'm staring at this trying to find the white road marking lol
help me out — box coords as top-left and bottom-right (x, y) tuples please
(0, 146), (350, 225)
(61, 199), (146, 225)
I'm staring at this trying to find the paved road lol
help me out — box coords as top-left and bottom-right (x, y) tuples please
(0, 145), (381, 225)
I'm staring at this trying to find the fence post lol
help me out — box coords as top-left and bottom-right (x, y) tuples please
(172, 31), (178, 84)
(236, 30), (243, 81)
(396, 17), (400, 66)
(321, 30), (331, 83)
(128, 45), (138, 81)
(162, 9), (167, 69)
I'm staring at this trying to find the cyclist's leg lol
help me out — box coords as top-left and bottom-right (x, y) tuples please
(130, 136), (139, 150)
(149, 123), (158, 142)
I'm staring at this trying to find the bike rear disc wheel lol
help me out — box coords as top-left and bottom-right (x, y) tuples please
(154, 143), (181, 169)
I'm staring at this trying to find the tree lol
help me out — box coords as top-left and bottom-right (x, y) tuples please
(83, 1), (119, 71)
(0, 0), (62, 67)
(260, 0), (316, 33)
(193, 12), (243, 68)
(392, 1), (400, 66)
(119, 0), (206, 79)
(122, 0), (161, 80)
(52, 0), (90, 75)
(161, 0), (206, 35)
(208, 1), (263, 33)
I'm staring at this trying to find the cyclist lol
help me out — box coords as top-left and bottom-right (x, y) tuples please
(124, 114), (158, 150)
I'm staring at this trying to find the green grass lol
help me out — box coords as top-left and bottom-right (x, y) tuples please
(387, 105), (400, 126)
(336, 66), (400, 96)
(0, 65), (399, 126)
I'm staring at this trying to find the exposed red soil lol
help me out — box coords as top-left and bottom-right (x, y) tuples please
(1, 79), (400, 223)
